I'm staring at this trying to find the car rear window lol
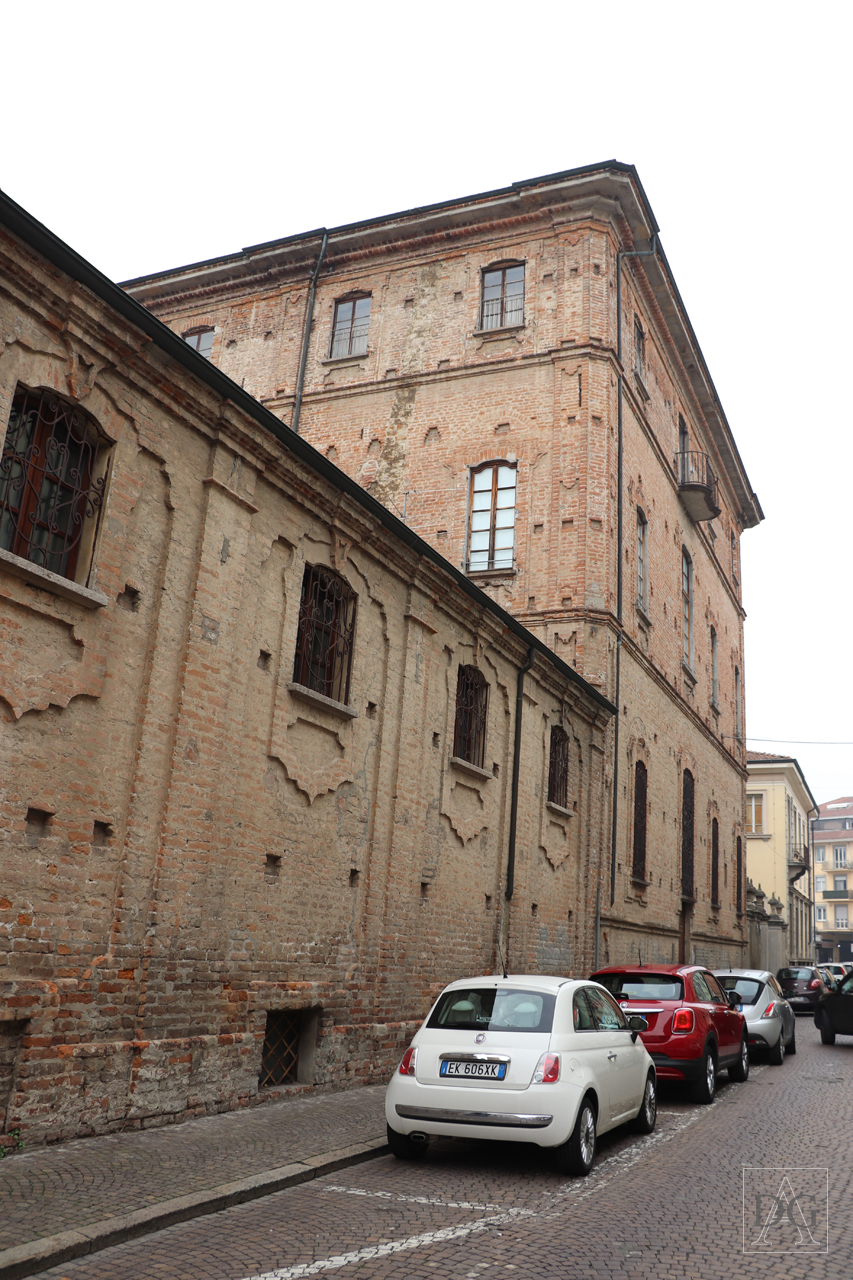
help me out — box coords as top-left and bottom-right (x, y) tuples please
(592, 973), (684, 1001)
(716, 977), (763, 1005)
(427, 987), (556, 1033)
(778, 968), (813, 981)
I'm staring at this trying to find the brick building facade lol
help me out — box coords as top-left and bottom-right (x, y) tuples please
(127, 162), (763, 970)
(0, 193), (613, 1144)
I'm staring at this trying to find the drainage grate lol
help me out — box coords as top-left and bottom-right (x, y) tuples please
(260, 1009), (301, 1086)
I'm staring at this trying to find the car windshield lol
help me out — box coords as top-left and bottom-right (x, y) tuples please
(716, 977), (763, 1005)
(779, 968), (814, 981)
(427, 987), (556, 1033)
(592, 973), (684, 1001)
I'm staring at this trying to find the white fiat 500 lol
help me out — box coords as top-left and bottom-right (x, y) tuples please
(385, 975), (656, 1175)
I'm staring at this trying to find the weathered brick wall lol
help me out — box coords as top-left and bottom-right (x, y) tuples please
(130, 169), (756, 970)
(0, 216), (610, 1144)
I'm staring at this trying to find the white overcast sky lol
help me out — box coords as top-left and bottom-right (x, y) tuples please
(3, 1), (851, 804)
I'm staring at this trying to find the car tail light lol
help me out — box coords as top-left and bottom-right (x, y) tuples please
(398, 1047), (418, 1076)
(809, 979), (821, 990)
(672, 1008), (695, 1033)
(762, 1002), (777, 1018)
(532, 1053), (560, 1084)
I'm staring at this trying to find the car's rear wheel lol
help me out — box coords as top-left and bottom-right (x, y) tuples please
(769, 1031), (785, 1066)
(386, 1123), (428, 1161)
(820, 1012), (836, 1046)
(729, 1036), (750, 1082)
(632, 1071), (657, 1134)
(786, 1021), (796, 1055)
(557, 1095), (597, 1176)
(691, 1044), (717, 1104)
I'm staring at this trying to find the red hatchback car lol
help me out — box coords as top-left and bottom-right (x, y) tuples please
(590, 965), (748, 1104)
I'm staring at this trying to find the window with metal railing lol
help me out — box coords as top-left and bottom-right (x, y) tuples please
(453, 665), (488, 768)
(0, 384), (110, 583)
(480, 263), (524, 331)
(548, 726), (569, 809)
(292, 564), (357, 705)
(330, 295), (371, 359)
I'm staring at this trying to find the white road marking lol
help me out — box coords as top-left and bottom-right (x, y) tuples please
(238, 1210), (535, 1280)
(321, 1185), (501, 1211)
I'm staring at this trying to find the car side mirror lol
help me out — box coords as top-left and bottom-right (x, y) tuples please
(627, 1015), (648, 1042)
(727, 991), (741, 1009)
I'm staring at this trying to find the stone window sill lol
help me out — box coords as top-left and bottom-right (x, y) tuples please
(472, 323), (526, 340)
(682, 662), (697, 688)
(450, 755), (493, 781)
(0, 546), (108, 609)
(546, 801), (572, 818)
(633, 371), (650, 402)
(467, 566), (517, 582)
(635, 602), (652, 628)
(287, 682), (358, 719)
(746, 831), (772, 841)
(631, 876), (651, 889)
(318, 351), (370, 367)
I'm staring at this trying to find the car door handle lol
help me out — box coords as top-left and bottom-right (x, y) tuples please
(607, 1052), (617, 1061)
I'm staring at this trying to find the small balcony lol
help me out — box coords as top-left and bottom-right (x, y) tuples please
(823, 890), (852, 900)
(677, 451), (721, 522)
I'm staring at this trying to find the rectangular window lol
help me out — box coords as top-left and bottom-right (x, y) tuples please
(710, 626), (719, 707)
(681, 769), (695, 900)
(632, 760), (648, 882)
(735, 665), (742, 742)
(815, 875), (826, 893)
(183, 328), (214, 359)
(0, 384), (109, 584)
(292, 564), (357, 705)
(681, 549), (693, 667)
(816, 905), (827, 922)
(834, 846), (848, 869)
(480, 264), (524, 331)
(548, 725), (569, 809)
(636, 509), (648, 611)
(731, 529), (739, 583)
(835, 907), (848, 929)
(330, 296), (371, 359)
(453, 665), (488, 768)
(745, 794), (763, 834)
(259, 1009), (301, 1087)
(678, 413), (689, 455)
(633, 316), (645, 380)
(834, 876), (848, 892)
(736, 835), (743, 912)
(711, 816), (720, 905)
(467, 463), (517, 571)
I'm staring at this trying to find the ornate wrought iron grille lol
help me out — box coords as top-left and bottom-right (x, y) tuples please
(259, 1010), (300, 1087)
(681, 769), (695, 900)
(711, 817), (720, 905)
(0, 386), (107, 581)
(548, 726), (569, 809)
(736, 836), (743, 912)
(292, 565), (356, 704)
(453, 665), (488, 768)
(632, 760), (648, 881)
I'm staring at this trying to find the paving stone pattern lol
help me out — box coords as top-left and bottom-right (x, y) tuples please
(0, 1086), (386, 1251)
(26, 1024), (853, 1279)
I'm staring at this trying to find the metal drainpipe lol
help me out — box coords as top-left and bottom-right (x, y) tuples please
(291, 230), (329, 435)
(608, 235), (657, 910)
(502, 647), (536, 971)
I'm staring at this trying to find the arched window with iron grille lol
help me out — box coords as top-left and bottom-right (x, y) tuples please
(548, 725), (569, 809)
(0, 384), (109, 583)
(453, 666), (488, 768)
(292, 564), (357, 705)
(632, 760), (648, 882)
(681, 769), (695, 901)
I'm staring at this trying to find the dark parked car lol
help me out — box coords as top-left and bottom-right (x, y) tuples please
(815, 968), (853, 1043)
(590, 965), (748, 1104)
(776, 966), (827, 1014)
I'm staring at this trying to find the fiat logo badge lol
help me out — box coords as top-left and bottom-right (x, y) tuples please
(475, 1032), (486, 1043)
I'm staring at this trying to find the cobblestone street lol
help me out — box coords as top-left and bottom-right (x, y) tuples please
(17, 1020), (852, 1280)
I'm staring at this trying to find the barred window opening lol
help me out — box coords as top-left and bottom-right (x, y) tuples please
(711, 816), (720, 905)
(632, 760), (648, 881)
(468, 462), (517, 572)
(453, 665), (488, 768)
(259, 1009), (301, 1086)
(0, 385), (109, 582)
(681, 769), (695, 900)
(480, 264), (524, 331)
(548, 725), (569, 809)
(331, 295), (371, 359)
(293, 564), (356, 704)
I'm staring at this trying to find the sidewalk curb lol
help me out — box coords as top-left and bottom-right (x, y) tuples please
(0, 1136), (388, 1280)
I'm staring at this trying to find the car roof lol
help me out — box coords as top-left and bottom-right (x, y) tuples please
(591, 964), (700, 976)
(438, 974), (583, 994)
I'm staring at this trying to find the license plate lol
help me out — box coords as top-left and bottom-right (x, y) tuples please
(790, 996), (806, 1002)
(439, 1060), (507, 1080)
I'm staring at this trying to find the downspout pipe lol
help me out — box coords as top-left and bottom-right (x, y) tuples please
(609, 235), (657, 908)
(291, 230), (329, 434)
(505, 646), (537, 904)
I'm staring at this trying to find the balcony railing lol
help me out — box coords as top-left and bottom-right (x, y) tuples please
(823, 889), (852, 900)
(676, 451), (721, 523)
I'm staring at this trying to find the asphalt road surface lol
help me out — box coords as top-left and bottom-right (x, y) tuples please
(34, 1019), (852, 1280)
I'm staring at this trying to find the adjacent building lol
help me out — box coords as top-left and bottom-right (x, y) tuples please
(812, 796), (853, 964)
(127, 161), (764, 968)
(745, 752), (817, 967)
(0, 191), (613, 1144)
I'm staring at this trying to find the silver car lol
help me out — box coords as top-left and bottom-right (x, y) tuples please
(713, 969), (796, 1065)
